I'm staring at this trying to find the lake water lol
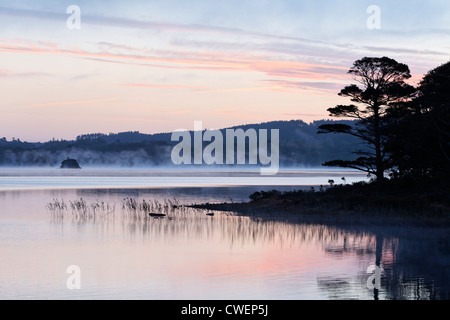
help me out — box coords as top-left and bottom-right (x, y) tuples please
(0, 168), (448, 300)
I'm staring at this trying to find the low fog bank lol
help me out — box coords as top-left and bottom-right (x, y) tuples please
(0, 147), (171, 168)
(0, 147), (358, 171)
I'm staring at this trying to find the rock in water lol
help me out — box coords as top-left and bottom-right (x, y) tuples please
(60, 158), (81, 169)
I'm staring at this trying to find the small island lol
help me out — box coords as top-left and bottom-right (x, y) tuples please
(60, 157), (81, 169)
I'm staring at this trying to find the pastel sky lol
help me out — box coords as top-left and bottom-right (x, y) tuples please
(1, 0), (449, 142)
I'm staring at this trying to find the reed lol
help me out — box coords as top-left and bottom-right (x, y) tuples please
(45, 198), (68, 218)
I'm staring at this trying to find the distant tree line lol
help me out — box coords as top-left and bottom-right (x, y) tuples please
(0, 120), (366, 168)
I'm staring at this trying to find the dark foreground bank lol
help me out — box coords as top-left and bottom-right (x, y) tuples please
(189, 177), (450, 226)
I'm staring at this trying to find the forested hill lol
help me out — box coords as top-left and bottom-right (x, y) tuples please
(0, 119), (367, 168)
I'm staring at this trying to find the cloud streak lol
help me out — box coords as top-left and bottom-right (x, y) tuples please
(0, 6), (330, 45)
(0, 68), (53, 78)
(18, 98), (119, 108)
(261, 79), (344, 93)
(3, 5), (446, 70)
(0, 39), (351, 83)
(120, 83), (210, 90)
(2, 4), (448, 86)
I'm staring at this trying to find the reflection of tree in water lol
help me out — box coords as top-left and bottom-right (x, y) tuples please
(318, 224), (449, 300)
(382, 228), (449, 300)
(47, 197), (449, 300)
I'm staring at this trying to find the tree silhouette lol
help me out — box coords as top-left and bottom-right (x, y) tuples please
(417, 62), (450, 166)
(318, 57), (415, 181)
(386, 61), (450, 178)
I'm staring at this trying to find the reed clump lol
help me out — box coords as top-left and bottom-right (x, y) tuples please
(46, 198), (115, 220)
(121, 197), (178, 213)
(46, 197), (189, 221)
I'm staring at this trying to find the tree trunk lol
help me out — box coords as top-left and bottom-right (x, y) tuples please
(376, 144), (384, 181)
(374, 104), (384, 181)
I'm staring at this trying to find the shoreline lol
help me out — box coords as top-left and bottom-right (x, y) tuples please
(188, 201), (450, 228)
(188, 180), (450, 228)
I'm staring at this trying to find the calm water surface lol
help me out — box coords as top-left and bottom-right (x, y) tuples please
(0, 169), (448, 300)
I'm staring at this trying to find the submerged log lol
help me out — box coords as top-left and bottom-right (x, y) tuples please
(149, 213), (166, 218)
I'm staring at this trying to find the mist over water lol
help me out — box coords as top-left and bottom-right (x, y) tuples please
(0, 167), (369, 191)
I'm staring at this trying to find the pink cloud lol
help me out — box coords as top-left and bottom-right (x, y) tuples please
(18, 98), (119, 108)
(261, 79), (344, 93)
(120, 83), (210, 90)
(0, 39), (352, 82)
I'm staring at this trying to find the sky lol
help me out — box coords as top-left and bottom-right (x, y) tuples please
(1, 0), (449, 142)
